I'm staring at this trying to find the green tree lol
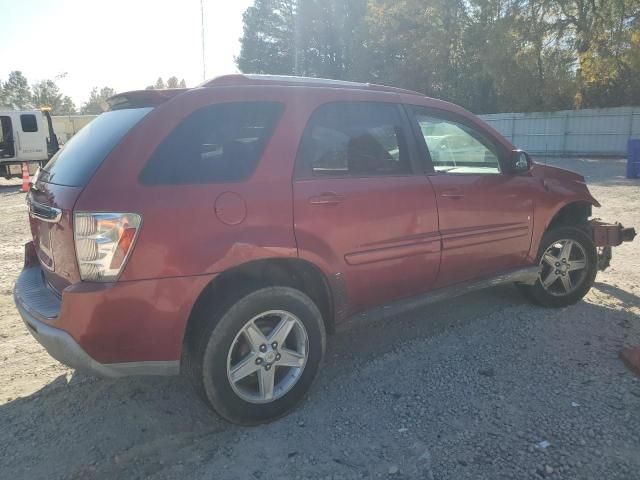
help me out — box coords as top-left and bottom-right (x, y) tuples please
(2, 71), (32, 109)
(179, 79), (187, 88)
(555, 0), (640, 107)
(236, 0), (640, 113)
(32, 79), (63, 112)
(59, 96), (77, 115)
(154, 77), (166, 89)
(167, 76), (179, 88)
(81, 87), (116, 114)
(236, 0), (298, 74)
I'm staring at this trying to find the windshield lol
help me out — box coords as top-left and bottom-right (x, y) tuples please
(40, 107), (152, 186)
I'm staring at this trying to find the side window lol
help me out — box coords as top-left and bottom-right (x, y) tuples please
(20, 114), (38, 133)
(298, 102), (411, 177)
(140, 102), (284, 185)
(413, 110), (500, 174)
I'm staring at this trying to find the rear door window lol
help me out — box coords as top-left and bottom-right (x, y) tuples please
(296, 102), (412, 177)
(20, 114), (38, 132)
(41, 108), (152, 186)
(140, 102), (284, 185)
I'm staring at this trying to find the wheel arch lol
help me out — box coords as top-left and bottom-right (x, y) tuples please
(183, 258), (336, 357)
(546, 200), (595, 232)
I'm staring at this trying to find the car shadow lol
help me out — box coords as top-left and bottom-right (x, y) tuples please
(0, 284), (637, 479)
(593, 281), (640, 309)
(0, 184), (23, 195)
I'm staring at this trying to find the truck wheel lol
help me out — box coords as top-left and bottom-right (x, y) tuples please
(187, 287), (326, 425)
(520, 226), (597, 308)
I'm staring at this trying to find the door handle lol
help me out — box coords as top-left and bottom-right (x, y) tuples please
(440, 189), (465, 200)
(308, 192), (346, 205)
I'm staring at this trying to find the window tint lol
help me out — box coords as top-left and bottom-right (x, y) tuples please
(414, 112), (500, 174)
(298, 102), (411, 177)
(41, 108), (152, 186)
(20, 114), (38, 133)
(140, 102), (284, 185)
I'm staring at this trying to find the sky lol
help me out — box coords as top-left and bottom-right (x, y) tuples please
(0, 0), (253, 107)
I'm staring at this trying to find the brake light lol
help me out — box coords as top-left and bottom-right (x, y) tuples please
(73, 212), (142, 282)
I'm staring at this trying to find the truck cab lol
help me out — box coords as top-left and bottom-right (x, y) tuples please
(0, 109), (59, 179)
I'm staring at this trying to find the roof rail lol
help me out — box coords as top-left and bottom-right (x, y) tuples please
(199, 74), (423, 96)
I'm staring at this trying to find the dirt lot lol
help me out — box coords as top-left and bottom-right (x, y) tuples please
(0, 158), (639, 480)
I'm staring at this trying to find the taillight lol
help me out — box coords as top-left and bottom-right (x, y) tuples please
(73, 212), (142, 282)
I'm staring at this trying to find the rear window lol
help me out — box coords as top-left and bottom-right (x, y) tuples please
(41, 108), (152, 186)
(139, 102), (284, 185)
(21, 114), (38, 132)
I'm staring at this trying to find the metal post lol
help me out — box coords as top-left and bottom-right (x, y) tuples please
(200, 0), (206, 81)
(562, 113), (570, 156)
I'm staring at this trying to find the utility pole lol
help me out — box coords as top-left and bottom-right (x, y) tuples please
(200, 0), (206, 81)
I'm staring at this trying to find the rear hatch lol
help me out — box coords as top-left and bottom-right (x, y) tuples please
(29, 107), (153, 293)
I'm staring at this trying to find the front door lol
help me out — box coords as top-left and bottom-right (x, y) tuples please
(0, 116), (15, 158)
(407, 105), (535, 287)
(293, 101), (441, 316)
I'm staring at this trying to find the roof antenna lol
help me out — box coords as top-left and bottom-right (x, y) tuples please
(543, 112), (549, 186)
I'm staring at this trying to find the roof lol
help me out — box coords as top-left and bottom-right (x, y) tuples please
(106, 74), (425, 111)
(199, 74), (424, 96)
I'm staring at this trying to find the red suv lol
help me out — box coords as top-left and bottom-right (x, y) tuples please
(14, 75), (635, 424)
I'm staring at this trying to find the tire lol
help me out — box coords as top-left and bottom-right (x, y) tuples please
(520, 226), (597, 308)
(186, 286), (326, 425)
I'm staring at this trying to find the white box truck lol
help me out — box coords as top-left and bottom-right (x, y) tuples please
(0, 109), (60, 179)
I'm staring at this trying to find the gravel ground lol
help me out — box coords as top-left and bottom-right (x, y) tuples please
(0, 157), (638, 480)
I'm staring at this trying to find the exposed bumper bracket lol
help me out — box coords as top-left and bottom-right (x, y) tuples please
(589, 220), (636, 247)
(588, 220), (635, 272)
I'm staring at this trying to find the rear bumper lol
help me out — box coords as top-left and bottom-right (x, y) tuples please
(13, 262), (212, 377)
(15, 296), (178, 377)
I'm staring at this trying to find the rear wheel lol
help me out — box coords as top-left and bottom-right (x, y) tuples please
(187, 286), (326, 425)
(520, 226), (597, 308)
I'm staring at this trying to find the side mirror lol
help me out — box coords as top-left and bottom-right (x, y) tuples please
(510, 150), (532, 173)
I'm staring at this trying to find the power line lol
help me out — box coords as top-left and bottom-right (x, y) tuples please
(200, 0), (206, 81)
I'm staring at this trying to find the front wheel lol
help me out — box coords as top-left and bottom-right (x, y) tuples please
(520, 226), (598, 308)
(188, 287), (326, 425)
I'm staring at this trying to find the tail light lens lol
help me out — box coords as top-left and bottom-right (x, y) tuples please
(73, 212), (142, 282)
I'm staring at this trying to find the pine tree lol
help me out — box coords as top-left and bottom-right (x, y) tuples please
(2, 71), (32, 109)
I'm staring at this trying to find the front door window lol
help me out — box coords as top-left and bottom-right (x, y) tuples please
(414, 114), (500, 174)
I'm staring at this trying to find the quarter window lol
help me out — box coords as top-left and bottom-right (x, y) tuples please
(413, 112), (500, 174)
(140, 102), (284, 185)
(20, 114), (38, 133)
(297, 102), (411, 177)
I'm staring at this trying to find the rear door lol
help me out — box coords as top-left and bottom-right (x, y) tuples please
(406, 105), (534, 287)
(293, 101), (440, 316)
(16, 112), (47, 161)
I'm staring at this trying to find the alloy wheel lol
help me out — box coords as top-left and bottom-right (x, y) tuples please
(539, 239), (588, 296)
(226, 310), (309, 404)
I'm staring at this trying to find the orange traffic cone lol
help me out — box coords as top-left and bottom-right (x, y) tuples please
(21, 162), (30, 193)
